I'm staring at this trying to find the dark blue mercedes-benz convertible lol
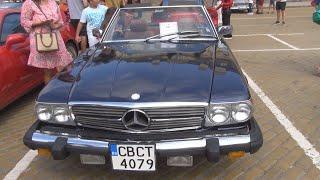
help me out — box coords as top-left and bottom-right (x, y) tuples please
(24, 5), (263, 171)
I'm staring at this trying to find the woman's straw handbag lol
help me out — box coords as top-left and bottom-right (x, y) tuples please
(32, 0), (59, 52)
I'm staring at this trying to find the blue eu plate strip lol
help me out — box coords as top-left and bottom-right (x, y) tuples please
(110, 144), (118, 156)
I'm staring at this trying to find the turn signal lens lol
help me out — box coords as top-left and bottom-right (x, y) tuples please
(228, 151), (245, 160)
(38, 148), (51, 157)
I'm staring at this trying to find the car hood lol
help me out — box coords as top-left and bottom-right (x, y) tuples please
(68, 42), (215, 103)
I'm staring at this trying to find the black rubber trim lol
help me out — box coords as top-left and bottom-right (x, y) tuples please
(206, 138), (220, 162)
(51, 137), (69, 160)
(23, 120), (41, 150)
(66, 145), (108, 155)
(249, 118), (263, 154)
(157, 148), (205, 157)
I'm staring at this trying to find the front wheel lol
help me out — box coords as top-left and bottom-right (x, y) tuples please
(66, 42), (78, 59)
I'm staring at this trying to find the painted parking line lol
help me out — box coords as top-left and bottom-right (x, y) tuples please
(233, 33), (304, 37)
(3, 150), (37, 180)
(243, 70), (320, 170)
(233, 48), (320, 52)
(267, 34), (300, 49)
(233, 33), (302, 50)
(233, 16), (309, 20)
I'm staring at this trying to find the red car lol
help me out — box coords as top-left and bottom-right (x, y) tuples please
(159, 0), (219, 27)
(0, 6), (78, 110)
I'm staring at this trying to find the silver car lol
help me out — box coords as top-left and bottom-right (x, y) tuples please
(231, 0), (250, 11)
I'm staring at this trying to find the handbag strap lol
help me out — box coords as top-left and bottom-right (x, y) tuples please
(32, 0), (49, 20)
(32, 0), (54, 34)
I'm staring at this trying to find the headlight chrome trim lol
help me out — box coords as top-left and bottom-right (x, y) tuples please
(205, 100), (253, 127)
(35, 102), (75, 126)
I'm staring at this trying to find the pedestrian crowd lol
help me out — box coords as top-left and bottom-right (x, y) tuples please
(248, 0), (287, 24)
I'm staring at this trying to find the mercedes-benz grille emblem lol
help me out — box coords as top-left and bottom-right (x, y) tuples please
(122, 109), (150, 131)
(131, 93), (140, 100)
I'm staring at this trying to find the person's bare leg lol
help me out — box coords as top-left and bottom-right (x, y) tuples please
(272, 4), (275, 13)
(80, 36), (87, 53)
(281, 10), (285, 23)
(276, 10), (280, 22)
(56, 66), (65, 73)
(44, 69), (53, 84)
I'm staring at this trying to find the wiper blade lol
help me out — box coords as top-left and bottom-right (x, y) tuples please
(178, 34), (216, 39)
(145, 31), (200, 42)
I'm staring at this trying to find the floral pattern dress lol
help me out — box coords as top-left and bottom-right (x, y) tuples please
(21, 0), (73, 69)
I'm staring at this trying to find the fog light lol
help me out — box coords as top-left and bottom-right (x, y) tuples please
(228, 151), (245, 160)
(80, 154), (105, 165)
(38, 148), (51, 157)
(167, 156), (193, 167)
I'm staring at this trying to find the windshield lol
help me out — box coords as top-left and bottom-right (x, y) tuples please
(104, 6), (216, 42)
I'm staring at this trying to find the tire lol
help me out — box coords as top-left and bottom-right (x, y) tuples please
(66, 42), (78, 59)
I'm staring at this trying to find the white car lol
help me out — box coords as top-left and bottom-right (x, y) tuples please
(231, 0), (250, 11)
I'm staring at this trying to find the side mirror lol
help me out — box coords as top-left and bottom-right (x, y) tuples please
(5, 33), (27, 49)
(92, 28), (103, 38)
(217, 25), (233, 36)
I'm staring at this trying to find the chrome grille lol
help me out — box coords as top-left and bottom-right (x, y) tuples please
(72, 105), (205, 132)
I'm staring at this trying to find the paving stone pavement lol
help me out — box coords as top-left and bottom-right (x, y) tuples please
(0, 7), (319, 179)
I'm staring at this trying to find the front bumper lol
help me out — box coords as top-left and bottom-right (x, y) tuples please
(24, 118), (263, 163)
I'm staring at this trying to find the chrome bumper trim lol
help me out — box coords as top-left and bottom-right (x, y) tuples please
(68, 101), (208, 108)
(32, 132), (251, 151)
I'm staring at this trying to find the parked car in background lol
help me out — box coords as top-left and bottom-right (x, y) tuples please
(231, 0), (250, 12)
(0, 4), (78, 110)
(160, 0), (219, 27)
(23, 5), (263, 171)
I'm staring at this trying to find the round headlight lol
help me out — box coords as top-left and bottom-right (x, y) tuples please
(54, 107), (70, 123)
(232, 103), (251, 122)
(36, 105), (52, 121)
(209, 106), (229, 123)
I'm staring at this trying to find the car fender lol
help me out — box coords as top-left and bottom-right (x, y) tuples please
(210, 40), (251, 103)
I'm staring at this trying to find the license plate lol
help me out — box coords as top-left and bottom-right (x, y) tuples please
(109, 144), (156, 171)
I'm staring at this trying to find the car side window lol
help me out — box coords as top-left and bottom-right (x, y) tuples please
(0, 13), (25, 45)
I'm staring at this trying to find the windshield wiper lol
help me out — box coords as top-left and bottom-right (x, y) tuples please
(145, 31), (200, 43)
(178, 34), (216, 39)
(145, 31), (216, 43)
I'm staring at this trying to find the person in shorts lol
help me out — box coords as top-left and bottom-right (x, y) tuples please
(275, 0), (286, 24)
(256, 0), (264, 14)
(68, 0), (88, 53)
(268, 0), (275, 14)
(76, 0), (108, 47)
